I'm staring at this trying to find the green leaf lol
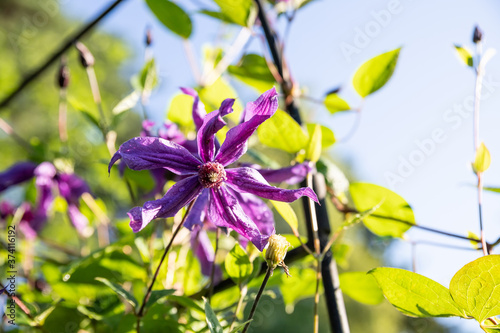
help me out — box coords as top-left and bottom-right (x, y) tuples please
(449, 255), (500, 322)
(167, 93), (195, 129)
(369, 267), (466, 318)
(484, 187), (500, 193)
(257, 109), (309, 154)
(145, 289), (176, 310)
(112, 91), (140, 115)
(306, 124), (335, 148)
(324, 93), (350, 114)
(225, 243), (253, 285)
(34, 300), (61, 325)
(139, 58), (158, 94)
(454, 45), (474, 67)
(228, 54), (276, 93)
(337, 200), (383, 232)
(473, 142), (491, 173)
(349, 183), (414, 238)
(198, 78), (243, 124)
(353, 48), (401, 97)
(271, 200), (298, 232)
(339, 272), (384, 305)
(305, 124), (322, 162)
(95, 277), (138, 309)
(203, 297), (224, 333)
(279, 266), (317, 313)
(207, 0), (257, 27)
(467, 231), (480, 250)
(145, 0), (192, 38)
(168, 295), (204, 314)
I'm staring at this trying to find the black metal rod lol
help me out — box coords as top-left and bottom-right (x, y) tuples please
(0, 0), (127, 110)
(253, 0), (350, 331)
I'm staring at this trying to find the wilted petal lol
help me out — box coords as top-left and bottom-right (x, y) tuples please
(67, 203), (89, 234)
(229, 189), (275, 237)
(216, 89), (278, 166)
(180, 87), (206, 130)
(226, 167), (318, 203)
(0, 162), (37, 192)
(197, 99), (234, 163)
(184, 189), (209, 230)
(208, 185), (270, 251)
(191, 226), (222, 282)
(109, 137), (201, 175)
(130, 175), (203, 232)
(249, 162), (312, 185)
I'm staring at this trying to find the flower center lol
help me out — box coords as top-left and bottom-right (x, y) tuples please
(198, 162), (226, 188)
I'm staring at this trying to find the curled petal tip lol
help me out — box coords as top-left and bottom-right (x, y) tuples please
(108, 152), (122, 174)
(127, 206), (144, 233)
(304, 187), (319, 204)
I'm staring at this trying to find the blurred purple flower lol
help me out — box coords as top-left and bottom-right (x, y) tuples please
(109, 88), (318, 251)
(191, 225), (222, 282)
(0, 162), (37, 193)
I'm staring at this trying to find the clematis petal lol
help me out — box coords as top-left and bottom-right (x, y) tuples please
(247, 162), (313, 185)
(242, 87), (278, 122)
(57, 173), (91, 204)
(0, 162), (37, 192)
(226, 167), (318, 203)
(208, 185), (270, 251)
(197, 99), (234, 163)
(180, 87), (206, 130)
(191, 226), (222, 282)
(184, 189), (209, 230)
(129, 175), (203, 233)
(67, 203), (89, 234)
(216, 88), (278, 166)
(109, 137), (201, 175)
(141, 120), (156, 137)
(228, 188), (275, 237)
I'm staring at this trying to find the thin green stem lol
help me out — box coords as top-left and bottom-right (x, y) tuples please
(242, 266), (273, 333)
(136, 201), (195, 331)
(229, 284), (248, 332)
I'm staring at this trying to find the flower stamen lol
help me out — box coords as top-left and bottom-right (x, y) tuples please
(198, 162), (226, 188)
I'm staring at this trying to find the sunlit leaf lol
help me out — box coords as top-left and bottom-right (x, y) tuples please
(167, 93), (195, 129)
(305, 124), (322, 163)
(484, 187), (500, 193)
(279, 266), (318, 313)
(473, 142), (491, 173)
(454, 45), (473, 67)
(112, 91), (140, 115)
(369, 268), (466, 318)
(349, 183), (414, 238)
(95, 277), (138, 309)
(145, 289), (176, 310)
(225, 243), (253, 285)
(323, 93), (350, 114)
(198, 78), (243, 124)
(202, 0), (256, 27)
(257, 109), (308, 154)
(271, 200), (298, 232)
(353, 48), (401, 97)
(339, 271), (384, 305)
(145, 0), (192, 38)
(449, 255), (500, 322)
(203, 297), (224, 333)
(228, 54), (276, 93)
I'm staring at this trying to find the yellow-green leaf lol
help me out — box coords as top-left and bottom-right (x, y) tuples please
(257, 109), (309, 154)
(370, 268), (466, 318)
(349, 183), (414, 238)
(473, 142), (491, 173)
(353, 48), (401, 98)
(145, 0), (192, 38)
(224, 243), (253, 285)
(305, 124), (322, 162)
(324, 93), (350, 114)
(271, 200), (298, 232)
(167, 94), (195, 129)
(454, 44), (474, 67)
(339, 271), (384, 305)
(449, 255), (500, 322)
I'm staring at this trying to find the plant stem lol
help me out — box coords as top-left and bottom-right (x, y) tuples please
(58, 87), (68, 144)
(208, 227), (221, 301)
(0, 0), (127, 110)
(0, 117), (34, 153)
(182, 39), (201, 85)
(307, 172), (321, 333)
(136, 201), (195, 330)
(473, 40), (489, 256)
(242, 266), (273, 333)
(229, 284), (248, 332)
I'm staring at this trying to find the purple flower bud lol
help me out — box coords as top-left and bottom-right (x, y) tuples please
(145, 27), (153, 46)
(0, 162), (37, 193)
(473, 25), (483, 43)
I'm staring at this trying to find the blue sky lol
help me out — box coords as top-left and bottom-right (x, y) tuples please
(63, 0), (500, 331)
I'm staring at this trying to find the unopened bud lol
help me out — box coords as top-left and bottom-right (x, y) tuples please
(265, 234), (291, 275)
(57, 58), (70, 89)
(325, 86), (341, 96)
(473, 25), (483, 44)
(145, 27), (153, 46)
(75, 42), (95, 68)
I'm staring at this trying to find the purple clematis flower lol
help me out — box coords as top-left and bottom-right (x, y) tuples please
(0, 162), (37, 193)
(109, 88), (318, 251)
